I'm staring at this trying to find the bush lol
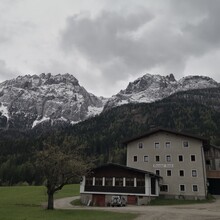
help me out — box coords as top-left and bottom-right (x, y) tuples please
(16, 181), (29, 186)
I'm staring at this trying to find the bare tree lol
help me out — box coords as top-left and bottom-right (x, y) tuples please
(36, 144), (92, 210)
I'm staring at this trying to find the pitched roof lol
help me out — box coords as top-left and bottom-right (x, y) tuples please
(123, 128), (209, 145)
(91, 163), (161, 179)
(209, 144), (220, 150)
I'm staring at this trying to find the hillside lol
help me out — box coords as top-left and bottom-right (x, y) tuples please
(0, 87), (220, 185)
(65, 87), (220, 159)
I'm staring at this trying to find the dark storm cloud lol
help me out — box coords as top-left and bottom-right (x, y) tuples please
(60, 8), (154, 81)
(62, 9), (153, 60)
(60, 0), (220, 83)
(171, 0), (220, 50)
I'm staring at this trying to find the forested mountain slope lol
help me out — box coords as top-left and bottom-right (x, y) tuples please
(0, 87), (220, 185)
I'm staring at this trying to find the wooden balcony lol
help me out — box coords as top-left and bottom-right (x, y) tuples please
(85, 185), (145, 194)
(206, 170), (220, 178)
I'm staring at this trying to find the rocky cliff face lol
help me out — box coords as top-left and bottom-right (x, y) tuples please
(0, 73), (219, 130)
(104, 74), (219, 110)
(0, 73), (104, 129)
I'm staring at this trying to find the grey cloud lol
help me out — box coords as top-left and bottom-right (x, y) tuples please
(60, 8), (154, 81)
(0, 60), (17, 82)
(62, 9), (153, 61)
(186, 5), (220, 46)
(170, 0), (220, 50)
(60, 1), (220, 85)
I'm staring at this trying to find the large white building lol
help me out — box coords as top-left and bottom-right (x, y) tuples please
(124, 128), (209, 199)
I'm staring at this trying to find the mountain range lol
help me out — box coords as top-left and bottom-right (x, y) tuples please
(0, 72), (220, 185)
(0, 73), (219, 130)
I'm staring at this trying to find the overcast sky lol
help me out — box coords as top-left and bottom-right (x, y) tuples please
(0, 0), (220, 97)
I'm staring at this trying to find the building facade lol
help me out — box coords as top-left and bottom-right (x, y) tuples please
(124, 128), (208, 199)
(205, 145), (220, 195)
(80, 163), (161, 206)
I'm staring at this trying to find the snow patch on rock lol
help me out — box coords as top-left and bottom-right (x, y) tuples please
(0, 103), (9, 119)
(32, 116), (50, 128)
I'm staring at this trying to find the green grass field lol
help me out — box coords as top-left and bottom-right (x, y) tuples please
(149, 196), (215, 206)
(0, 184), (137, 220)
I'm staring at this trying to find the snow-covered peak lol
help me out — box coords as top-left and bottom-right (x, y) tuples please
(104, 74), (219, 110)
(125, 73), (177, 94)
(179, 75), (218, 90)
(0, 73), (105, 129)
(0, 73), (79, 89)
(0, 72), (218, 130)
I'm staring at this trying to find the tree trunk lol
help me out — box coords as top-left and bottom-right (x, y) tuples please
(47, 192), (54, 210)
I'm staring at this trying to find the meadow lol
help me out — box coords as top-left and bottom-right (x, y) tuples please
(0, 184), (137, 220)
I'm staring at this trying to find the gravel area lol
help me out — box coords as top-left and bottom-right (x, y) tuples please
(54, 196), (220, 220)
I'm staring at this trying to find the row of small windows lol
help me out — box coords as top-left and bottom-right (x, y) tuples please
(86, 177), (145, 187)
(134, 155), (196, 162)
(155, 169), (198, 177)
(138, 141), (189, 149)
(160, 184), (198, 192)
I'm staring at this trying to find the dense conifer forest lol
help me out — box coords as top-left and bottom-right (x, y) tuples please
(0, 88), (220, 185)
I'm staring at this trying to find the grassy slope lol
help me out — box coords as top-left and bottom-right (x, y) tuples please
(0, 184), (137, 220)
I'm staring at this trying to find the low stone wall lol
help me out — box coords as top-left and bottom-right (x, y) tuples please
(80, 193), (153, 206)
(137, 196), (152, 205)
(80, 193), (93, 206)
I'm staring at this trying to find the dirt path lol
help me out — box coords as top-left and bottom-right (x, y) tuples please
(54, 196), (80, 209)
(54, 196), (220, 220)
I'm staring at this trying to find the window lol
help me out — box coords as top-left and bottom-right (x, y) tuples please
(192, 185), (198, 192)
(126, 177), (134, 187)
(95, 177), (103, 186)
(155, 155), (160, 162)
(144, 156), (149, 162)
(180, 185), (185, 192)
(136, 178), (145, 187)
(192, 170), (197, 177)
(155, 142), (160, 149)
(167, 170), (172, 176)
(85, 177), (93, 186)
(134, 156), (137, 162)
(178, 155), (183, 162)
(179, 170), (184, 177)
(206, 160), (211, 165)
(183, 141), (189, 147)
(115, 177), (123, 186)
(165, 142), (171, 148)
(138, 142), (143, 149)
(191, 155), (196, 162)
(105, 177), (113, 186)
(160, 185), (168, 192)
(155, 170), (160, 176)
(166, 155), (171, 162)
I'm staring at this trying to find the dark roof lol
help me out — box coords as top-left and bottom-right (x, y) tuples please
(122, 128), (209, 145)
(209, 144), (220, 150)
(91, 163), (161, 179)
